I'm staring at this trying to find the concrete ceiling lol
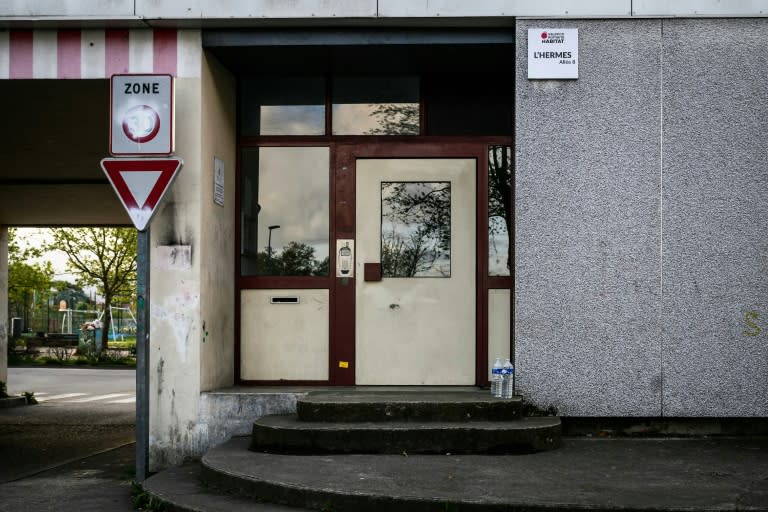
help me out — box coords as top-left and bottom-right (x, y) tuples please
(0, 79), (130, 226)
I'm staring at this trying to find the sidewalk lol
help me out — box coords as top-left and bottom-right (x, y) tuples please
(0, 443), (136, 512)
(147, 435), (768, 511)
(0, 397), (136, 512)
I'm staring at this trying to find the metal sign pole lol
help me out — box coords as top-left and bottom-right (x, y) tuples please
(135, 228), (150, 482)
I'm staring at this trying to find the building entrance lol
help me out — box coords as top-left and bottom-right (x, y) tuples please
(233, 65), (514, 387)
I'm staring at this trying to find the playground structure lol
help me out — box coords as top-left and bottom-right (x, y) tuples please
(58, 304), (137, 340)
(9, 298), (136, 347)
(57, 301), (136, 341)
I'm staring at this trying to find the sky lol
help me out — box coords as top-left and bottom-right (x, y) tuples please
(14, 228), (75, 282)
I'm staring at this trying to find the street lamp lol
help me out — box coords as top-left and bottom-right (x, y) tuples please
(267, 225), (281, 260)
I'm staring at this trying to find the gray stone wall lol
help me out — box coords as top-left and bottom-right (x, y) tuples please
(515, 18), (768, 417)
(661, 19), (768, 417)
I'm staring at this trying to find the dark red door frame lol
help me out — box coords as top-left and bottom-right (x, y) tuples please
(236, 136), (512, 386)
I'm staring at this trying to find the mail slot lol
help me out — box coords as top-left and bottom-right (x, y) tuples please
(270, 296), (300, 304)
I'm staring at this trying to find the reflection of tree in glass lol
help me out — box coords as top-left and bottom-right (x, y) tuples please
(255, 241), (328, 276)
(488, 146), (513, 274)
(364, 103), (420, 135)
(381, 182), (451, 277)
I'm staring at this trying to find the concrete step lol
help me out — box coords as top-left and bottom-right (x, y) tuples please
(189, 436), (768, 512)
(252, 414), (561, 454)
(143, 463), (312, 512)
(297, 390), (522, 422)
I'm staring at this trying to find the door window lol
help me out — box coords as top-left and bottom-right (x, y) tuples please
(488, 145), (512, 276)
(381, 181), (451, 278)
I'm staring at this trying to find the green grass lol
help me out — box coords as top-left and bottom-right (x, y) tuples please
(109, 338), (137, 350)
(9, 352), (136, 368)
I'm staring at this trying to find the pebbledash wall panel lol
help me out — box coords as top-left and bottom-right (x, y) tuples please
(661, 19), (768, 417)
(515, 19), (664, 416)
(516, 18), (768, 417)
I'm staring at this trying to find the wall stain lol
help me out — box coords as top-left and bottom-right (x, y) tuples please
(156, 357), (165, 396)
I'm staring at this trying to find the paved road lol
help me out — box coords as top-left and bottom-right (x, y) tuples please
(7, 367), (135, 404)
(0, 367), (135, 484)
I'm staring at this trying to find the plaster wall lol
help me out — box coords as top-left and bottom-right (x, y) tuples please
(199, 50), (236, 392)
(515, 18), (768, 417)
(149, 71), (205, 469)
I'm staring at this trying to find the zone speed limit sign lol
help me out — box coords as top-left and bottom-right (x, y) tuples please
(110, 74), (174, 156)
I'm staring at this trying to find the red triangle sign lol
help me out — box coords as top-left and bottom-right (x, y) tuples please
(101, 157), (183, 231)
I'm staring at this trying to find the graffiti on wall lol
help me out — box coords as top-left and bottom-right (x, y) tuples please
(743, 310), (763, 337)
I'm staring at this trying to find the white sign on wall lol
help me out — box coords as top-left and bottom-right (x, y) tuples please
(214, 157), (225, 206)
(110, 74), (174, 155)
(528, 28), (579, 79)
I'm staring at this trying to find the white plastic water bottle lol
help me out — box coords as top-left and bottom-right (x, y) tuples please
(491, 358), (503, 397)
(502, 358), (514, 399)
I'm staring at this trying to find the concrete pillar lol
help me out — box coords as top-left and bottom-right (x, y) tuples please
(0, 226), (8, 385)
(148, 70), (204, 468)
(148, 32), (237, 469)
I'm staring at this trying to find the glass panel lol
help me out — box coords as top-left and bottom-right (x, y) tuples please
(424, 73), (513, 136)
(332, 76), (419, 135)
(488, 146), (513, 276)
(240, 76), (326, 136)
(240, 147), (329, 276)
(381, 182), (451, 277)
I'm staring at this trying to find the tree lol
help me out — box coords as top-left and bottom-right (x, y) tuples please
(365, 103), (420, 135)
(254, 241), (328, 276)
(7, 228), (53, 332)
(381, 182), (451, 277)
(488, 146), (513, 274)
(50, 280), (90, 310)
(47, 228), (137, 351)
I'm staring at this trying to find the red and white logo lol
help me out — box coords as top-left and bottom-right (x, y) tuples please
(101, 158), (183, 231)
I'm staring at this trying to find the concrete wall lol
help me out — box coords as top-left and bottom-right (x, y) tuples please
(661, 19), (768, 416)
(199, 49), (236, 392)
(4, 1), (768, 20)
(149, 40), (205, 468)
(515, 18), (768, 417)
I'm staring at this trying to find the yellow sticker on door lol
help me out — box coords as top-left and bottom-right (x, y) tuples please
(338, 361), (349, 368)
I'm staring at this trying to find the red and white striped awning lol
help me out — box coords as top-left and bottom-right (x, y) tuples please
(0, 29), (200, 79)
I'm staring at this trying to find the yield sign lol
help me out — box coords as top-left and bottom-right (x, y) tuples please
(101, 158), (183, 231)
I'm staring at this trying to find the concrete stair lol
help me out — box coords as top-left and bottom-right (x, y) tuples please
(252, 390), (560, 455)
(144, 389), (563, 512)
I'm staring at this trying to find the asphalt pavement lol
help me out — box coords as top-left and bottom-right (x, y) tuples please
(0, 367), (136, 512)
(0, 443), (136, 512)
